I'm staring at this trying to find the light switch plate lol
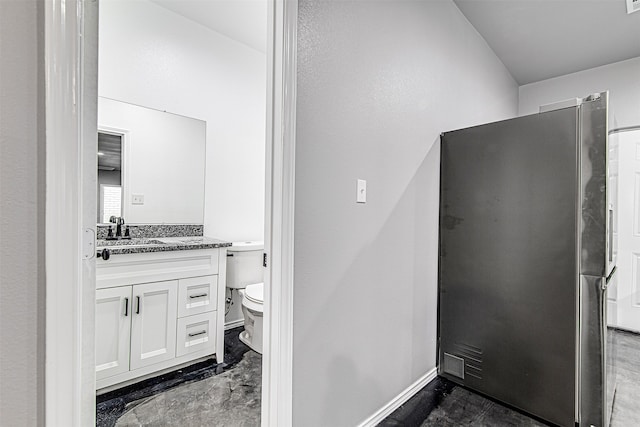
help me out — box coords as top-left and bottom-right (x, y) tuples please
(357, 179), (366, 203)
(132, 194), (145, 205)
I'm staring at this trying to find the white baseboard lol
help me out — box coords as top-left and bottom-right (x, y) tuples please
(357, 367), (438, 427)
(225, 319), (244, 330)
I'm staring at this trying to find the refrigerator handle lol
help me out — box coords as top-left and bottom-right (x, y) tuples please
(603, 266), (617, 291)
(609, 207), (614, 263)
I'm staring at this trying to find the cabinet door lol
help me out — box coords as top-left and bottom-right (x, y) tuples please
(130, 280), (178, 370)
(96, 286), (132, 380)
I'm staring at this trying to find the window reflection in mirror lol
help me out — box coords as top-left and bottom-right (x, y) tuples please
(98, 131), (123, 223)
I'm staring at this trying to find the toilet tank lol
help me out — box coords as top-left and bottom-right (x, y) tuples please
(226, 241), (264, 289)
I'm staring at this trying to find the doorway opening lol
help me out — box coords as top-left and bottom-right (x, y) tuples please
(609, 127), (640, 332)
(44, 0), (297, 425)
(95, 1), (266, 425)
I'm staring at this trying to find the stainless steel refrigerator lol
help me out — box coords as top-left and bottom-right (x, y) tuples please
(438, 92), (617, 427)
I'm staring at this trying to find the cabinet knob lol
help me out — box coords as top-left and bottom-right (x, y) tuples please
(97, 248), (110, 260)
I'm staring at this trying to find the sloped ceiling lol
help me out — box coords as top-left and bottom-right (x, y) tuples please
(148, 0), (640, 85)
(150, 0), (267, 53)
(454, 0), (640, 85)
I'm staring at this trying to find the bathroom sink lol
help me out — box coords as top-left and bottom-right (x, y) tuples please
(97, 238), (164, 247)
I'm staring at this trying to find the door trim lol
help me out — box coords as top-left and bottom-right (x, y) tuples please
(262, 0), (297, 426)
(44, 0), (98, 425)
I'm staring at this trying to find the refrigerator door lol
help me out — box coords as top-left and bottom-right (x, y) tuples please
(578, 93), (616, 427)
(579, 273), (614, 427)
(579, 92), (613, 278)
(605, 270), (618, 427)
(439, 107), (580, 427)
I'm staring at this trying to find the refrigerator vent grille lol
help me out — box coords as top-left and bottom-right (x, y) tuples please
(455, 343), (483, 379)
(443, 353), (465, 379)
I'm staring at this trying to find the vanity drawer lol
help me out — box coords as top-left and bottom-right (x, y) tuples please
(177, 275), (218, 318)
(176, 311), (217, 357)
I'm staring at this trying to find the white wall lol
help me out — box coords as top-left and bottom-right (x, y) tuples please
(519, 56), (640, 128)
(0, 0), (45, 425)
(293, 1), (518, 425)
(98, 97), (206, 224)
(99, 0), (266, 241)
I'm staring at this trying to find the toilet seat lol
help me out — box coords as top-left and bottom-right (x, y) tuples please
(241, 282), (264, 312)
(244, 282), (263, 304)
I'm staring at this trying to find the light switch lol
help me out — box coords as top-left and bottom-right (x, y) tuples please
(132, 194), (145, 205)
(356, 179), (366, 203)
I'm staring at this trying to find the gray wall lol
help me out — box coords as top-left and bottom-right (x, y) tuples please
(519, 56), (640, 129)
(0, 0), (46, 426)
(293, 1), (518, 425)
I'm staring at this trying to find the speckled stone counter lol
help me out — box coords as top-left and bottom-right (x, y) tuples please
(96, 224), (204, 240)
(96, 236), (231, 255)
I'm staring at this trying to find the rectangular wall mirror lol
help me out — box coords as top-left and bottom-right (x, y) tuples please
(97, 97), (206, 224)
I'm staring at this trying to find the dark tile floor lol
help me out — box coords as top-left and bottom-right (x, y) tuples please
(96, 327), (260, 427)
(380, 328), (640, 427)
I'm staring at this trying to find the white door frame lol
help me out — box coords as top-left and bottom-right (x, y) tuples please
(44, 0), (297, 425)
(45, 0), (98, 425)
(262, 0), (297, 426)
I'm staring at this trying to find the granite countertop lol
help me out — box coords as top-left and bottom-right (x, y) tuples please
(96, 236), (232, 256)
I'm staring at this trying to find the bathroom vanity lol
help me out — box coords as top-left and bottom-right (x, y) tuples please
(95, 236), (231, 391)
(94, 98), (229, 391)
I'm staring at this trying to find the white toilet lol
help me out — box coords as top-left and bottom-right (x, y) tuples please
(226, 241), (264, 354)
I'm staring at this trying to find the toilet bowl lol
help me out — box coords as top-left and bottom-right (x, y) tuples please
(226, 241), (265, 354)
(238, 282), (264, 354)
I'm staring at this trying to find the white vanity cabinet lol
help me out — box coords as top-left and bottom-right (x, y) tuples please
(95, 248), (226, 391)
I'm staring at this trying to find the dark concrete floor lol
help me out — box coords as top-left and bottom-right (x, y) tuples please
(96, 327), (258, 427)
(112, 351), (261, 427)
(380, 328), (640, 427)
(97, 328), (640, 427)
